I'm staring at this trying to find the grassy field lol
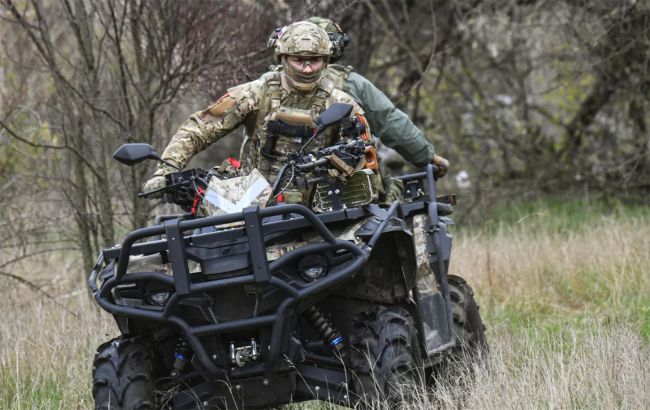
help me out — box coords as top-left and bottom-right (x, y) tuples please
(435, 198), (650, 409)
(1, 198), (649, 408)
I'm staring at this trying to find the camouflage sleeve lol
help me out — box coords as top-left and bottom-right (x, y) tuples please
(345, 72), (436, 167)
(155, 80), (261, 175)
(330, 88), (365, 115)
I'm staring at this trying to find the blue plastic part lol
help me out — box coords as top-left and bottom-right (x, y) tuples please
(330, 336), (343, 346)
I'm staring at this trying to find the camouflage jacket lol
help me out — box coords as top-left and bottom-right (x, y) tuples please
(155, 71), (364, 184)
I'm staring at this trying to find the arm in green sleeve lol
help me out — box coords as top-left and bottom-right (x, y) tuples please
(345, 72), (436, 167)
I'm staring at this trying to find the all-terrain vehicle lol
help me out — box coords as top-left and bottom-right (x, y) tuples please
(88, 103), (486, 409)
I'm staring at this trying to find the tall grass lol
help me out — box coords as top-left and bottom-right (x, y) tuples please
(454, 199), (650, 333)
(440, 199), (650, 409)
(1, 199), (649, 408)
(431, 324), (650, 409)
(0, 264), (117, 409)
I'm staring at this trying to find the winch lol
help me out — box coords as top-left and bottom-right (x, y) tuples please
(230, 339), (259, 367)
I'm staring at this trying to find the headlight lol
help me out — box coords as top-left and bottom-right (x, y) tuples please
(299, 254), (328, 281)
(303, 266), (324, 278)
(148, 290), (170, 305)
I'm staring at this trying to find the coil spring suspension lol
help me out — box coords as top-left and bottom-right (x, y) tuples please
(306, 306), (347, 358)
(171, 335), (192, 377)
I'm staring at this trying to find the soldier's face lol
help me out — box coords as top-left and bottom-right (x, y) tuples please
(286, 56), (325, 75)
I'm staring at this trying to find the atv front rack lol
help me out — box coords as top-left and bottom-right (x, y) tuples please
(88, 165), (452, 378)
(89, 203), (372, 377)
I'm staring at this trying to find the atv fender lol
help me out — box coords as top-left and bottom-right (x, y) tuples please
(413, 214), (456, 356)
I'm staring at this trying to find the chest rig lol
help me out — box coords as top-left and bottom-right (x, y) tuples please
(250, 72), (338, 183)
(322, 64), (353, 91)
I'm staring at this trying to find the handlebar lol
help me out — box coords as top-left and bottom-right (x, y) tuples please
(272, 139), (366, 197)
(139, 168), (211, 208)
(294, 157), (329, 172)
(138, 179), (194, 198)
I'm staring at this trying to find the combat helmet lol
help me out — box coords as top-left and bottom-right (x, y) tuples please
(274, 21), (332, 60)
(307, 17), (350, 62)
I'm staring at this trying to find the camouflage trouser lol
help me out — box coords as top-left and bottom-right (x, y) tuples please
(413, 212), (444, 353)
(377, 159), (405, 203)
(384, 177), (404, 203)
(412, 214), (436, 282)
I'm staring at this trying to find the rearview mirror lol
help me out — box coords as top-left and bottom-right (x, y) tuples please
(113, 143), (160, 166)
(316, 103), (353, 129)
(300, 103), (355, 153)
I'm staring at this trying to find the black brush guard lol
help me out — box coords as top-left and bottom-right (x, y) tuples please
(88, 165), (450, 378)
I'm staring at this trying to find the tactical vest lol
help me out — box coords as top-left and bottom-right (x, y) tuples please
(323, 65), (398, 200)
(323, 64), (353, 92)
(238, 71), (340, 202)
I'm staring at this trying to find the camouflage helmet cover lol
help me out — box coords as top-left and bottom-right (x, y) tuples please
(307, 16), (342, 34)
(307, 17), (350, 61)
(275, 21), (332, 58)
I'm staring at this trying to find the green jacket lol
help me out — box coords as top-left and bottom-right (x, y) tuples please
(341, 70), (436, 167)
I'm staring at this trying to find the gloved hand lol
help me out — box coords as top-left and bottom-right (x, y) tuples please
(433, 154), (449, 178)
(142, 175), (167, 198)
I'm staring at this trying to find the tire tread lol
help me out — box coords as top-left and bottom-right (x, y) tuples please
(92, 335), (155, 410)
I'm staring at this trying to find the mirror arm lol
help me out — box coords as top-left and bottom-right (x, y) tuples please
(138, 179), (188, 197)
(299, 127), (324, 154)
(150, 152), (181, 171)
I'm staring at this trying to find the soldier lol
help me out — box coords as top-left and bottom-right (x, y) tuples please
(143, 21), (368, 203)
(268, 17), (449, 177)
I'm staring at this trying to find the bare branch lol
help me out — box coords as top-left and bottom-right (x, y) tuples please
(0, 270), (80, 318)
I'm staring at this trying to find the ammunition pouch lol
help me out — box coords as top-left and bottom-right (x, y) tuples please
(266, 120), (314, 140)
(263, 120), (316, 159)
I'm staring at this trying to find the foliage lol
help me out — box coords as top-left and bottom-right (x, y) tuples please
(1, 0), (649, 272)
(0, 0), (274, 276)
(333, 0), (650, 204)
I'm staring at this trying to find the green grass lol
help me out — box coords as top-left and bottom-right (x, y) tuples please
(2, 378), (65, 409)
(473, 195), (650, 235)
(2, 196), (649, 408)
(478, 196), (650, 332)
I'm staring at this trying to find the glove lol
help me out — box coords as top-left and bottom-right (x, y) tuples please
(433, 154), (449, 178)
(142, 175), (167, 198)
(142, 162), (179, 198)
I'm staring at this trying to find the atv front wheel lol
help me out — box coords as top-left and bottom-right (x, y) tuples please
(92, 335), (155, 410)
(349, 306), (421, 406)
(448, 275), (487, 356)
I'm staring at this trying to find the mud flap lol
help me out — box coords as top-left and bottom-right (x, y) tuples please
(415, 289), (450, 353)
(412, 213), (455, 355)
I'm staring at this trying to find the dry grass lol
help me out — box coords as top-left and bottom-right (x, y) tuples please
(1, 199), (649, 409)
(453, 203), (650, 322)
(431, 324), (650, 409)
(437, 200), (650, 409)
(0, 261), (117, 409)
